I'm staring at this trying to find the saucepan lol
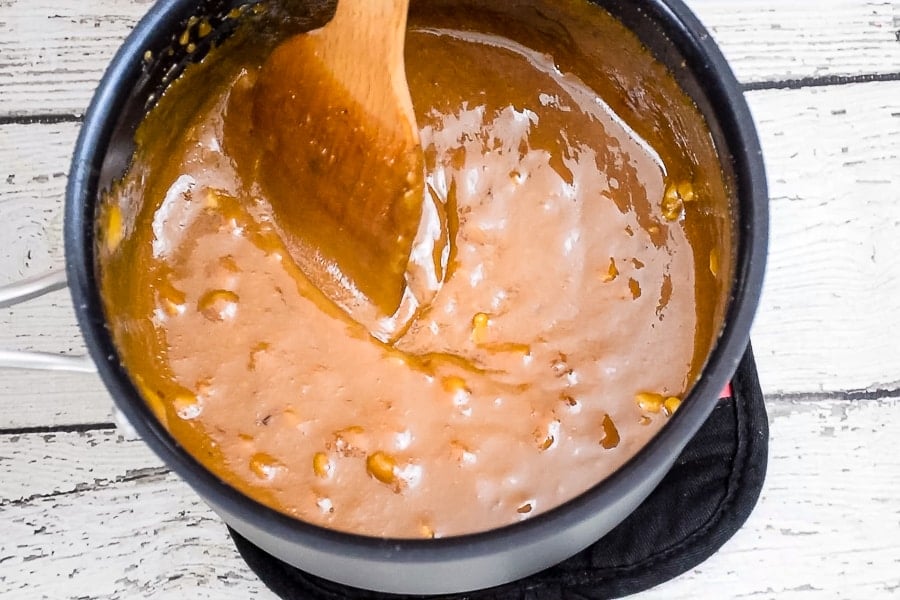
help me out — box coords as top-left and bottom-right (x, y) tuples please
(0, 0), (767, 594)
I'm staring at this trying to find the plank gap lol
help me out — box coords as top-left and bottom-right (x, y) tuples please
(0, 113), (83, 126)
(766, 388), (900, 403)
(743, 71), (900, 91)
(0, 421), (115, 436)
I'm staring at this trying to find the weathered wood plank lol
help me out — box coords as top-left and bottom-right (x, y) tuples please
(0, 471), (273, 600)
(1, 289), (81, 355)
(692, 0), (900, 86)
(1, 82), (899, 429)
(0, 119), (114, 428)
(746, 82), (900, 394)
(0, 396), (897, 598)
(0, 428), (161, 503)
(0, 284), (114, 429)
(1, 0), (900, 116)
(0, 1), (150, 118)
(642, 396), (900, 599)
(0, 122), (77, 286)
(0, 369), (113, 428)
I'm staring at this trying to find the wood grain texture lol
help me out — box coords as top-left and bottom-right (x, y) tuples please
(746, 82), (900, 394)
(0, 471), (271, 600)
(0, 0), (150, 118)
(0, 120), (111, 428)
(1, 0), (900, 117)
(0, 429), (161, 504)
(691, 0), (900, 86)
(0, 122), (76, 285)
(1, 396), (897, 599)
(0, 370), (113, 429)
(0, 284), (113, 429)
(641, 397), (900, 599)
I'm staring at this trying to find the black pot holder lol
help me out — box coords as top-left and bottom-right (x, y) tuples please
(229, 344), (768, 599)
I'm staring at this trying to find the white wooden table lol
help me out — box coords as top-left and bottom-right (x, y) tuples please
(1, 1), (899, 598)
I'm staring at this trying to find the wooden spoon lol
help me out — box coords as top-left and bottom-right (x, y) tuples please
(243, 0), (423, 318)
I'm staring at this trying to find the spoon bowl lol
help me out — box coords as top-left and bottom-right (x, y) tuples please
(229, 0), (425, 319)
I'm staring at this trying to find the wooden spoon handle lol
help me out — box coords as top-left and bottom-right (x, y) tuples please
(316, 0), (418, 146)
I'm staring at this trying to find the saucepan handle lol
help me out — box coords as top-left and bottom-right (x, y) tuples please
(0, 270), (97, 373)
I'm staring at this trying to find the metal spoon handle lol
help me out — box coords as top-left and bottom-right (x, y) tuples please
(0, 269), (96, 373)
(0, 270), (68, 308)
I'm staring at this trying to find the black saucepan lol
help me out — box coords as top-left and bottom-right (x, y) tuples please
(65, 0), (767, 594)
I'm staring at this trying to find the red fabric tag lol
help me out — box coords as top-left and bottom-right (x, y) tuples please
(720, 383), (733, 399)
